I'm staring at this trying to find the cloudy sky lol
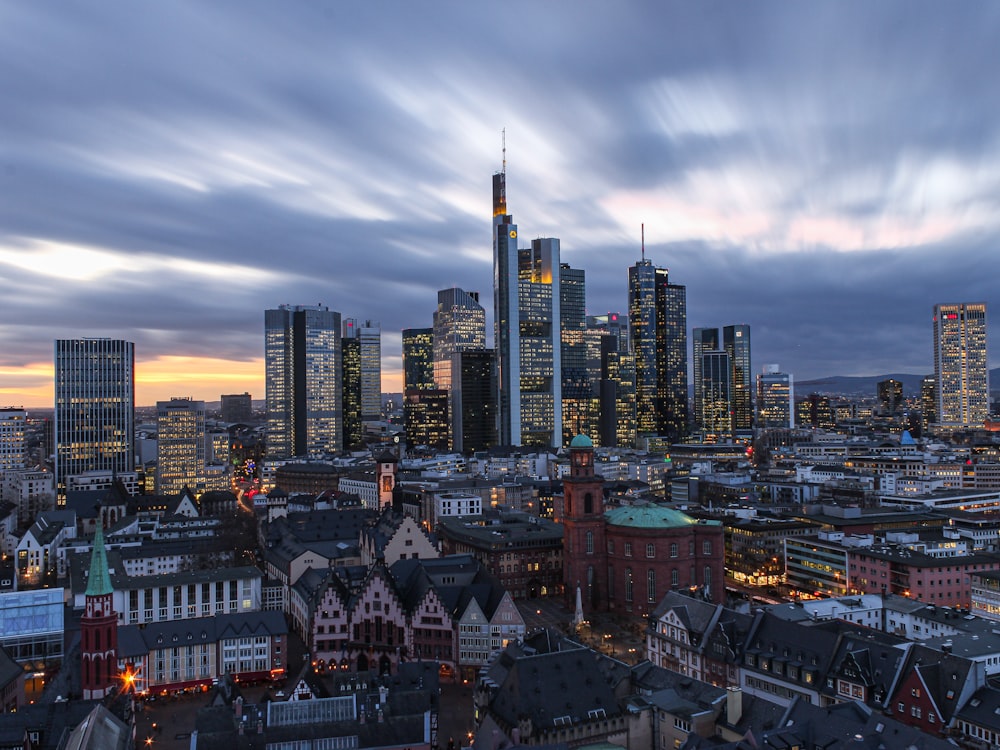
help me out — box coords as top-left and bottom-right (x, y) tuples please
(2, 2), (998, 408)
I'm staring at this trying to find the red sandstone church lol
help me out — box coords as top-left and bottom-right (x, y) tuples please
(561, 435), (725, 617)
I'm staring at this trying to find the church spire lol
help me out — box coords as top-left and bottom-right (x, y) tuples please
(85, 517), (113, 597)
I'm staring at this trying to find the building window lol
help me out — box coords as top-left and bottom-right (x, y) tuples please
(625, 542), (632, 557)
(704, 566), (712, 589)
(647, 570), (656, 603)
(703, 540), (712, 555)
(671, 569), (679, 587)
(608, 540), (614, 554)
(625, 568), (633, 602)
(586, 531), (594, 555)
(670, 543), (678, 558)
(647, 543), (655, 559)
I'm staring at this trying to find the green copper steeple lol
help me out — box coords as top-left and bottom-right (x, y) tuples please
(85, 517), (113, 597)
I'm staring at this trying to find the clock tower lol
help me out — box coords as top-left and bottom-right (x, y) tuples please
(81, 518), (118, 699)
(561, 434), (608, 612)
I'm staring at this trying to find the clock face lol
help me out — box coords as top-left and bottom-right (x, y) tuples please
(509, 230), (517, 239)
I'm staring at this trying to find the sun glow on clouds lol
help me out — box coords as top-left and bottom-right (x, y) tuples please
(0, 362), (53, 408)
(0, 238), (277, 287)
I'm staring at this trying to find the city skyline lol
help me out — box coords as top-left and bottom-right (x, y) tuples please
(2, 3), (1000, 408)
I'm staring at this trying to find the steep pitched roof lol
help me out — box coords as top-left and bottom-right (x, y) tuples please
(84, 518), (113, 597)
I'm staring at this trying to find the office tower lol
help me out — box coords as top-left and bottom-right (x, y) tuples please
(701, 350), (731, 436)
(724, 325), (752, 434)
(54, 339), (135, 498)
(0, 408), (26, 473)
(756, 365), (794, 428)
(403, 390), (450, 450)
(341, 336), (361, 451)
(492, 163), (562, 447)
(402, 328), (435, 392)
(402, 327), (447, 449)
(344, 319), (382, 422)
(796, 394), (833, 430)
(877, 379), (904, 417)
(560, 263), (592, 443)
(933, 302), (989, 427)
(155, 397), (206, 496)
(598, 336), (636, 448)
(921, 374), (936, 432)
(432, 288), (486, 390)
(692, 327), (720, 432)
(450, 349), (498, 453)
(628, 259), (687, 440)
(265, 304), (341, 459)
(220, 393), (253, 424)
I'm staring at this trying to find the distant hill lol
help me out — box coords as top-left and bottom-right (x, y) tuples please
(797, 368), (1000, 397)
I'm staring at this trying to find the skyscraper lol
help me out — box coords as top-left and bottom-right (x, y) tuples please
(403, 326), (448, 450)
(701, 350), (731, 436)
(724, 324), (753, 435)
(54, 338), (135, 498)
(220, 393), (253, 424)
(560, 263), (594, 444)
(492, 164), (562, 447)
(341, 336), (361, 451)
(933, 302), (989, 428)
(265, 304), (341, 459)
(692, 327), (719, 433)
(628, 259), (687, 440)
(877, 378), (904, 417)
(344, 319), (382, 422)
(756, 365), (794, 429)
(402, 328), (435, 392)
(450, 349), (498, 453)
(432, 288), (485, 391)
(155, 397), (206, 495)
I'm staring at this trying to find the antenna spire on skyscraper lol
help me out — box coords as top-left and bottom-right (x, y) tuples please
(641, 223), (645, 262)
(502, 127), (506, 175)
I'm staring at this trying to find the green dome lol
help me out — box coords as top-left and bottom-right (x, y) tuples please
(605, 505), (707, 529)
(570, 434), (594, 448)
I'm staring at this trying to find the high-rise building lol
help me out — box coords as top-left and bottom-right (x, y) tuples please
(341, 336), (361, 451)
(402, 328), (435, 392)
(220, 393), (253, 424)
(701, 350), (731, 436)
(560, 263), (594, 444)
(344, 319), (382, 422)
(933, 302), (989, 428)
(492, 165), (562, 447)
(432, 288), (485, 390)
(724, 325), (752, 435)
(402, 390), (450, 451)
(756, 365), (794, 429)
(450, 349), (498, 453)
(628, 259), (687, 440)
(692, 327), (719, 432)
(921, 374), (937, 432)
(0, 408), (27, 474)
(877, 379), (904, 417)
(54, 338), (135, 498)
(155, 397), (206, 496)
(265, 305), (341, 459)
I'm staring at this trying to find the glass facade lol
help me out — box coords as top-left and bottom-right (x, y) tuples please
(757, 366), (794, 428)
(934, 302), (988, 427)
(265, 305), (342, 459)
(629, 261), (687, 440)
(54, 338), (135, 498)
(402, 327), (434, 392)
(156, 397), (206, 495)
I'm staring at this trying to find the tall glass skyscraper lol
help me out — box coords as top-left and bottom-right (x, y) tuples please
(402, 328), (435, 392)
(265, 305), (341, 459)
(156, 397), (206, 495)
(560, 263), (592, 444)
(492, 167), (562, 447)
(933, 302), (989, 427)
(724, 324), (753, 435)
(628, 260), (687, 440)
(432, 288), (485, 391)
(692, 327), (719, 433)
(54, 338), (135, 497)
(344, 319), (381, 422)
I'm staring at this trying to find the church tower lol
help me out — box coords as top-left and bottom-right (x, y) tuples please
(376, 450), (397, 509)
(561, 435), (608, 612)
(81, 518), (118, 699)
